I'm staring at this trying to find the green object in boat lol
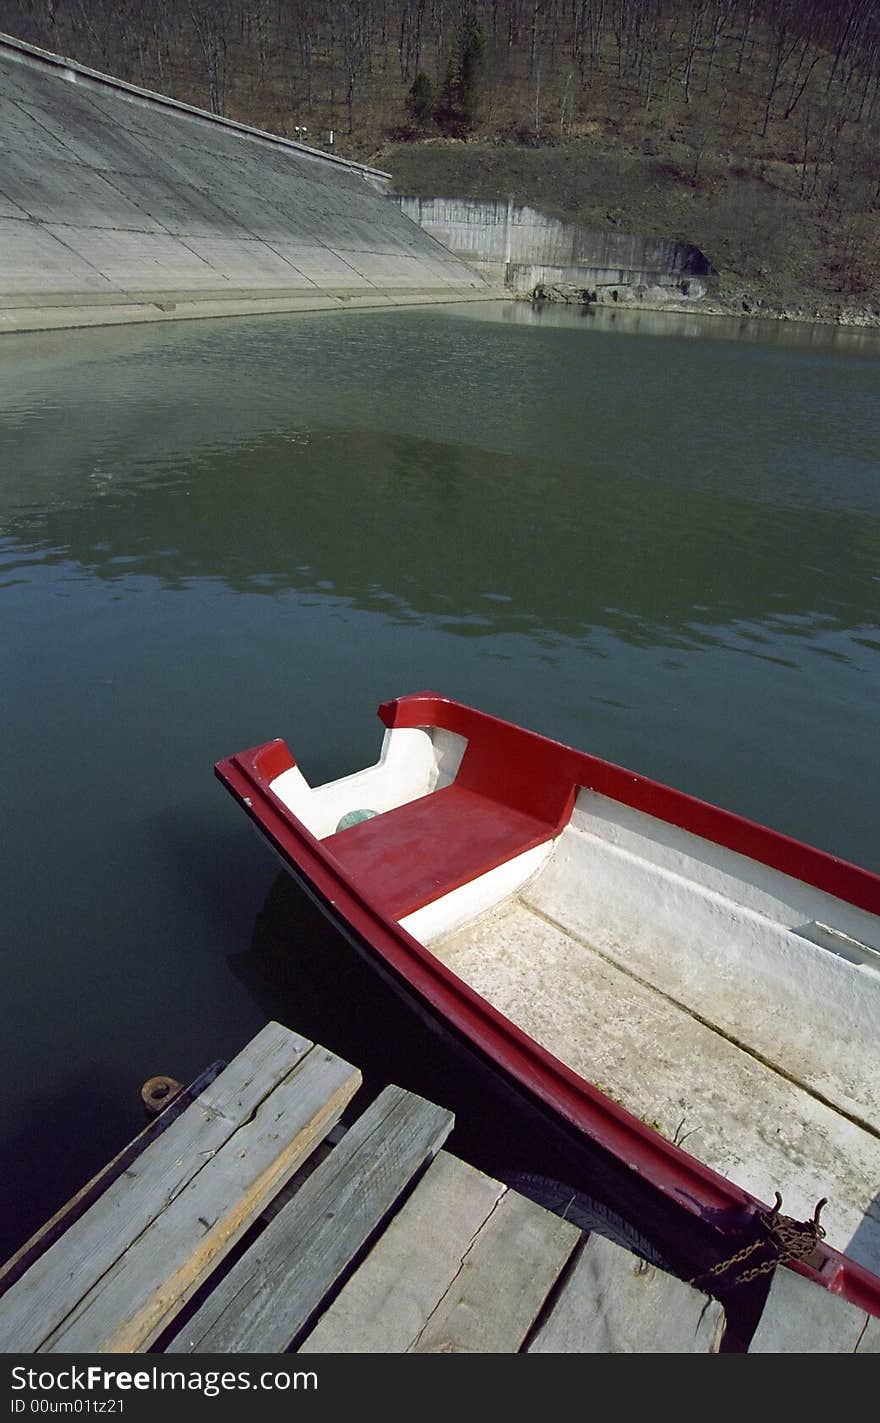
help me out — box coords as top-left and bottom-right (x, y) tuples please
(336, 808), (378, 832)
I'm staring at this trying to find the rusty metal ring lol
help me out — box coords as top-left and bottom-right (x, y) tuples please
(141, 1075), (183, 1115)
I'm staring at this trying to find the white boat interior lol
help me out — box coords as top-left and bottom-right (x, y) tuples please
(270, 724), (880, 1274)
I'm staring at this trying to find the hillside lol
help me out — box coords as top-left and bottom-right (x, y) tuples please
(1, 1), (878, 317)
(386, 142), (829, 314)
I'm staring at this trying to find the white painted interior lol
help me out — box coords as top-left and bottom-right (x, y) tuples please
(567, 792), (880, 949)
(270, 733), (880, 1271)
(270, 726), (467, 839)
(404, 787), (879, 1125)
(519, 790), (880, 1130)
(431, 728), (469, 787)
(399, 841), (556, 943)
(430, 897), (880, 1272)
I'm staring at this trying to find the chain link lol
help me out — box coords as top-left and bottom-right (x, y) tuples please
(690, 1193), (828, 1292)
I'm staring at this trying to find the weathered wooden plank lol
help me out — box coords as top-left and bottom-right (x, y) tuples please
(528, 1232), (726, 1353)
(300, 1153), (580, 1353)
(258, 1123), (348, 1225)
(0, 1021), (312, 1354)
(41, 1045), (361, 1353)
(749, 1267), (879, 1352)
(299, 1150), (506, 1353)
(168, 1084), (454, 1353)
(0, 1062), (226, 1300)
(411, 1184), (580, 1353)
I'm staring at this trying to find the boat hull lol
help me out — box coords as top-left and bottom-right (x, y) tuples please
(216, 692), (880, 1320)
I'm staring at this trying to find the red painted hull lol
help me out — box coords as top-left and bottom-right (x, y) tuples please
(216, 691), (880, 1318)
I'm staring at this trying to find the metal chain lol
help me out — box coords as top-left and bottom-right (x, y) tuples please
(690, 1193), (828, 1291)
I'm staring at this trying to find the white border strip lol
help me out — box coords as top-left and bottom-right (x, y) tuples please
(400, 841), (556, 944)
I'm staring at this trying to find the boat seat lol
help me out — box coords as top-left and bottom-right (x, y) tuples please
(322, 783), (557, 922)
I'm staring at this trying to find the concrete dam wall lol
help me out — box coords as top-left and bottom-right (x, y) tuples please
(397, 196), (716, 299)
(0, 35), (496, 335)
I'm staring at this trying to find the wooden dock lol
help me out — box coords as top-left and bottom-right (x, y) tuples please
(0, 1022), (875, 1354)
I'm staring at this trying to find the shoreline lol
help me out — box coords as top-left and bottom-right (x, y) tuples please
(519, 283), (880, 331)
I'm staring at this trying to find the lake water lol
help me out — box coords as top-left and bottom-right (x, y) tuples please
(1, 301), (878, 1262)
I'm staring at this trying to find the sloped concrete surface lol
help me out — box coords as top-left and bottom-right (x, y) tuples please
(0, 34), (496, 333)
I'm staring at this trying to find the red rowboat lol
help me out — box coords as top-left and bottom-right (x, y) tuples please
(216, 692), (880, 1319)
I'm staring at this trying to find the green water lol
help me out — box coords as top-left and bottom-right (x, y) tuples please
(1, 302), (878, 1260)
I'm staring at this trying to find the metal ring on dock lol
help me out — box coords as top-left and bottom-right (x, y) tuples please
(141, 1075), (183, 1115)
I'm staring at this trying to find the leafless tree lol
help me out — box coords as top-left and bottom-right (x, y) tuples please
(682, 0), (708, 105)
(340, 0), (374, 133)
(399, 0), (427, 79)
(760, 0), (802, 136)
(189, 0), (231, 114)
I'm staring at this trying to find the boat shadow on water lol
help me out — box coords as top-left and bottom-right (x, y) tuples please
(228, 870), (803, 1350)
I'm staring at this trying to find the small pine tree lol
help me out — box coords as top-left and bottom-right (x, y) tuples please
(434, 57), (459, 132)
(407, 71), (435, 131)
(433, 17), (485, 134)
(458, 15), (485, 130)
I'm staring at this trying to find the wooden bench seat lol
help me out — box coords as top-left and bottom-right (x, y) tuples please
(322, 783), (558, 921)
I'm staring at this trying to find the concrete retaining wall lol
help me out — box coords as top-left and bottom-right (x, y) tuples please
(0, 34), (497, 335)
(396, 196), (715, 295)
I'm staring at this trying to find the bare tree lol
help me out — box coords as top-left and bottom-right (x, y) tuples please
(826, 0), (869, 94)
(558, 65), (574, 133)
(736, 0), (756, 75)
(783, 31), (822, 120)
(287, 0), (317, 112)
(760, 0), (802, 136)
(703, 0), (736, 94)
(399, 0), (427, 79)
(529, 0), (545, 79)
(340, 0), (374, 133)
(682, 0), (708, 104)
(189, 0), (231, 114)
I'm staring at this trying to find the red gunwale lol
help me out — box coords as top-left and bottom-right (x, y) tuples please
(215, 690), (880, 1317)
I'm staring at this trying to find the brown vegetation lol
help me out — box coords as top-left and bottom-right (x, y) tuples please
(1, 1), (878, 308)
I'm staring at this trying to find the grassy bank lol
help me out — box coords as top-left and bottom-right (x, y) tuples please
(383, 137), (879, 322)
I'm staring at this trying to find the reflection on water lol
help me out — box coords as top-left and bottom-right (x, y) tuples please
(2, 424), (876, 641)
(474, 297), (880, 355)
(1, 302), (878, 1262)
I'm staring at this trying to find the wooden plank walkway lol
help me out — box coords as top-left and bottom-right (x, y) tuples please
(0, 1021), (875, 1353)
(527, 1234), (726, 1353)
(0, 1023), (361, 1354)
(168, 1084), (455, 1352)
(298, 1150), (582, 1353)
(748, 1268), (879, 1353)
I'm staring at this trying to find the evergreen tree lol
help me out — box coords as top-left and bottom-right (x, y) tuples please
(434, 14), (485, 134)
(434, 57), (459, 132)
(407, 70), (435, 131)
(457, 14), (485, 129)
